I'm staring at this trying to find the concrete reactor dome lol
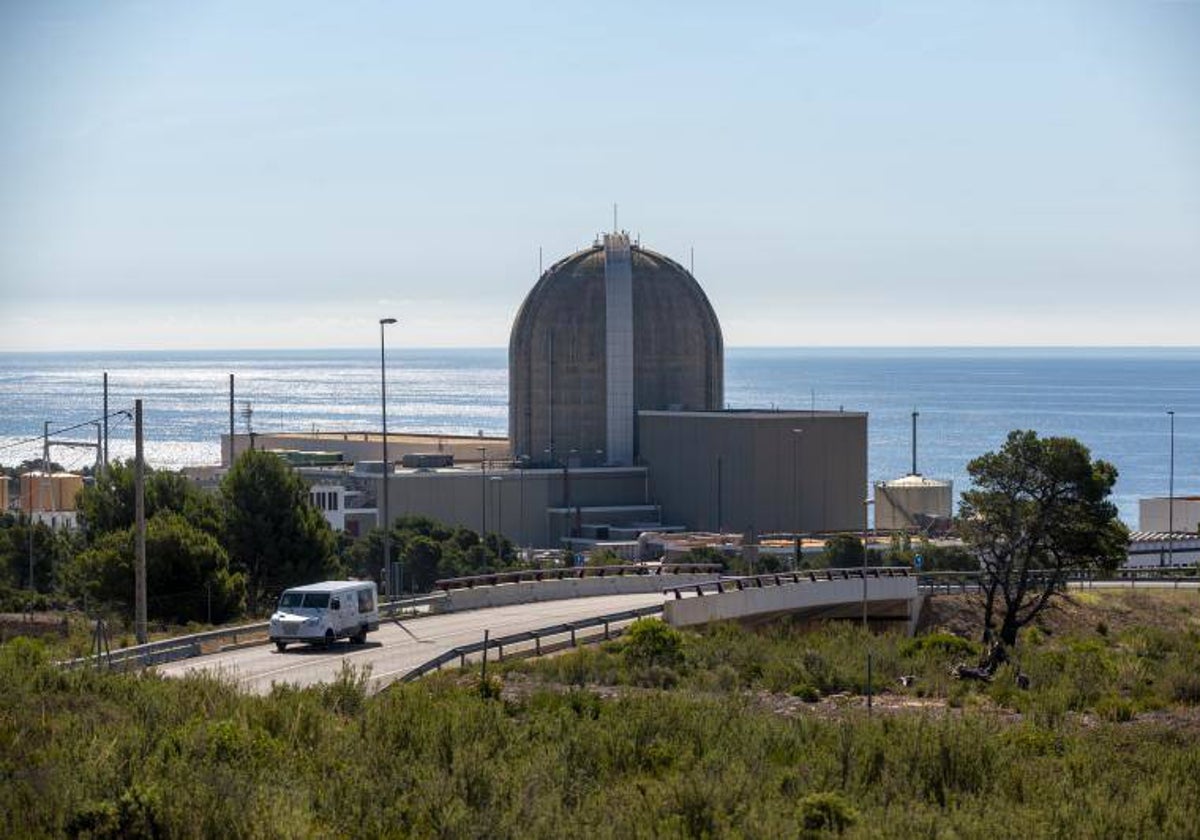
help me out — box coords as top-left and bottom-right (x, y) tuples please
(509, 233), (724, 467)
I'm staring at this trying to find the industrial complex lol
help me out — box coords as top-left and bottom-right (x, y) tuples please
(222, 232), (875, 552)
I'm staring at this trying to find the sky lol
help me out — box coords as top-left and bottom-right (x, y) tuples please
(1, 0), (1197, 351)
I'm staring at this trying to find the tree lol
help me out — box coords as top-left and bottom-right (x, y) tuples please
(0, 514), (72, 593)
(63, 512), (244, 624)
(221, 451), (337, 614)
(958, 430), (1128, 649)
(76, 461), (223, 539)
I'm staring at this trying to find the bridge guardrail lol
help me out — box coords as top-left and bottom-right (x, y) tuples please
(399, 604), (665, 683)
(435, 563), (723, 591)
(665, 566), (912, 600)
(916, 569), (1200, 594)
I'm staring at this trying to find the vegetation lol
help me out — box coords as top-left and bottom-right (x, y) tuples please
(4, 589), (1200, 838)
(221, 450), (338, 613)
(958, 430), (1129, 647)
(343, 514), (518, 593)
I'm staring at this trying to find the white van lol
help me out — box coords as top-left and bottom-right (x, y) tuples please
(268, 580), (380, 652)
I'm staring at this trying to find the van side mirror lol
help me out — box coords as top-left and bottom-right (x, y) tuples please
(330, 598), (341, 610)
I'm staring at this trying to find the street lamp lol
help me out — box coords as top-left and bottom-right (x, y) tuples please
(379, 317), (397, 597)
(862, 497), (874, 630)
(491, 476), (504, 540)
(792, 428), (804, 570)
(477, 446), (488, 537)
(1168, 410), (1175, 567)
(517, 454), (530, 550)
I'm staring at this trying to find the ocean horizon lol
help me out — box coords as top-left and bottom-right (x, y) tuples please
(2, 346), (1197, 528)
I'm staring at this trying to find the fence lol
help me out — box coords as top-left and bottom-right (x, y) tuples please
(399, 604), (665, 682)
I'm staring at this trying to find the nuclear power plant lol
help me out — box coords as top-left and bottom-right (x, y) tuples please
(224, 231), (870, 550)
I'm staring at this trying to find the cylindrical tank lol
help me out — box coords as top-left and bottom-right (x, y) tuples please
(873, 474), (953, 531)
(19, 472), (85, 513)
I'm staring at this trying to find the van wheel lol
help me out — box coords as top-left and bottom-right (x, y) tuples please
(323, 629), (335, 648)
(350, 626), (367, 645)
(275, 641), (287, 653)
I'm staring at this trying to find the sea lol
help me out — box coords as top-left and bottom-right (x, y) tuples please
(1, 347), (1197, 529)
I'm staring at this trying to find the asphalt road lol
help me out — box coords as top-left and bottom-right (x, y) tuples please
(155, 592), (665, 695)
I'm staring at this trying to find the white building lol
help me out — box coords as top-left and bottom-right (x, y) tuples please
(1124, 532), (1200, 569)
(308, 484), (347, 532)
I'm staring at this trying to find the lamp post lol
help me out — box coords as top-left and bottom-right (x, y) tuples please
(517, 455), (530, 551)
(792, 428), (804, 570)
(379, 317), (397, 597)
(477, 446), (488, 537)
(491, 476), (504, 540)
(862, 497), (874, 630)
(863, 495), (875, 714)
(1168, 410), (1175, 568)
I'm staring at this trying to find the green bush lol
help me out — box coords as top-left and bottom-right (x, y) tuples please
(900, 631), (977, 660)
(622, 618), (685, 670)
(798, 791), (858, 834)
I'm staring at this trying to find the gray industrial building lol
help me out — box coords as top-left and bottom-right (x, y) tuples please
(639, 410), (867, 536)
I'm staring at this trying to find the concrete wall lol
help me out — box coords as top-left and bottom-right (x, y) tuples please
(382, 466), (650, 547)
(1139, 497), (1200, 533)
(637, 411), (868, 536)
(443, 572), (718, 612)
(663, 575), (918, 629)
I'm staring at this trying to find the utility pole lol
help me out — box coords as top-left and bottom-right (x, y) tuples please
(1168, 410), (1175, 568)
(102, 372), (109, 471)
(134, 400), (147, 644)
(379, 317), (397, 596)
(229, 374), (235, 466)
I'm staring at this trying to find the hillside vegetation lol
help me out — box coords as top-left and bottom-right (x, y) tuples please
(2, 590), (1200, 838)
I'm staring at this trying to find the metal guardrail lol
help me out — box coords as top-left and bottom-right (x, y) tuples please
(434, 563), (722, 591)
(59, 620), (272, 671)
(399, 604), (665, 682)
(917, 569), (1200, 594)
(665, 566), (912, 599)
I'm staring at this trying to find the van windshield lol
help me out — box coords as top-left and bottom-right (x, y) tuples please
(278, 592), (330, 610)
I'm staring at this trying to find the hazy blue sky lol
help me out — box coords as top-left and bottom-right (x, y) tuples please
(2, 1), (1197, 350)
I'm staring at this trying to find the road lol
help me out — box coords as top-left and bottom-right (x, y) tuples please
(155, 592), (665, 695)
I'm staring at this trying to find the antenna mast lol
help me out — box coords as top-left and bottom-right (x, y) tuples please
(911, 411), (920, 475)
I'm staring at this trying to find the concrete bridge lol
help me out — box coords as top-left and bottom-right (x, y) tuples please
(149, 567), (920, 694)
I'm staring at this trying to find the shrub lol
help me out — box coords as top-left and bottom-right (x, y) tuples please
(1095, 693), (1136, 723)
(1167, 671), (1200, 705)
(900, 631), (977, 660)
(797, 791), (858, 834)
(623, 619), (685, 670)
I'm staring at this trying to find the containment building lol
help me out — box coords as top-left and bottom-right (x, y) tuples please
(508, 232), (723, 467)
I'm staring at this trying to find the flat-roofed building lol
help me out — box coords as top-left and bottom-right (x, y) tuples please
(637, 410), (867, 537)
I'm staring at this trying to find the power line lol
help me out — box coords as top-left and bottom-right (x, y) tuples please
(0, 409), (133, 454)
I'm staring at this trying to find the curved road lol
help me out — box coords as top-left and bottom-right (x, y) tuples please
(156, 592), (665, 695)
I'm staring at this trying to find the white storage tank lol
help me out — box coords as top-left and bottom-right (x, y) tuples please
(874, 474), (953, 531)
